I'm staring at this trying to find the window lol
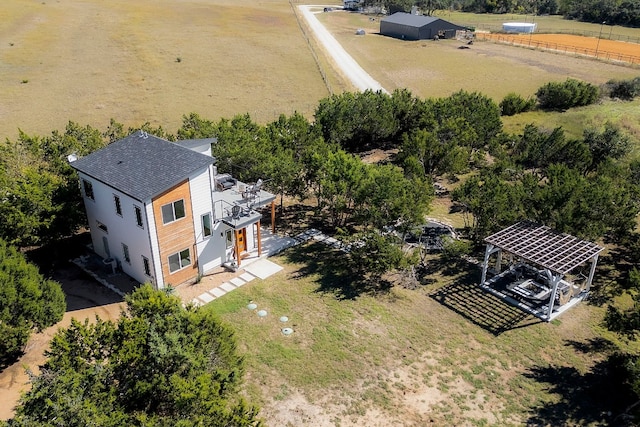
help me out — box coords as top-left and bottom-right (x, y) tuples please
(202, 213), (212, 238)
(225, 229), (233, 248)
(114, 195), (122, 216)
(96, 221), (108, 233)
(142, 256), (151, 276)
(168, 248), (191, 273)
(82, 179), (94, 200)
(134, 206), (143, 228)
(122, 243), (130, 264)
(161, 200), (186, 224)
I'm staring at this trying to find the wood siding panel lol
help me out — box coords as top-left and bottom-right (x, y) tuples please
(152, 179), (197, 286)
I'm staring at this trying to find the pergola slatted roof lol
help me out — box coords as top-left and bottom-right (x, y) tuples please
(484, 221), (603, 275)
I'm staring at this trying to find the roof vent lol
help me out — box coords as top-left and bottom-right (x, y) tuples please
(66, 153), (78, 163)
(139, 130), (148, 139)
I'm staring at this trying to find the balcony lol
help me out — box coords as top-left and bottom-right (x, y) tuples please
(213, 174), (276, 230)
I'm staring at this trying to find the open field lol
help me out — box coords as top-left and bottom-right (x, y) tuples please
(316, 11), (640, 101)
(0, 0), (331, 140)
(3, 2), (640, 141)
(207, 243), (640, 426)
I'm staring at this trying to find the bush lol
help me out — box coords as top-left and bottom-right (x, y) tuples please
(499, 93), (536, 116)
(0, 238), (65, 364)
(536, 78), (600, 111)
(604, 78), (640, 101)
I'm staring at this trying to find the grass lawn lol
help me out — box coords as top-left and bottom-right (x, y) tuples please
(206, 242), (639, 426)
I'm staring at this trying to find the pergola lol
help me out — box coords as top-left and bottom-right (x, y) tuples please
(480, 221), (604, 321)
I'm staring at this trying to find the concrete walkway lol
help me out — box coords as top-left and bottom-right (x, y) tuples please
(185, 228), (346, 307)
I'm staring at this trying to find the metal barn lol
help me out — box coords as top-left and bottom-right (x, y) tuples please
(379, 12), (465, 40)
(479, 221), (603, 322)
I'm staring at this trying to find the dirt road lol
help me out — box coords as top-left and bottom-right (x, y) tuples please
(298, 5), (388, 93)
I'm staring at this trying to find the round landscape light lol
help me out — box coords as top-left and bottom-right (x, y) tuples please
(257, 309), (268, 317)
(247, 303), (257, 310)
(282, 327), (294, 335)
(280, 316), (289, 322)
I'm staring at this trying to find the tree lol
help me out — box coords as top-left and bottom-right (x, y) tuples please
(348, 231), (406, 281)
(0, 238), (65, 365)
(0, 123), (107, 247)
(9, 285), (261, 426)
(583, 122), (631, 173)
(536, 78), (600, 111)
(355, 163), (433, 231)
(499, 92), (536, 116)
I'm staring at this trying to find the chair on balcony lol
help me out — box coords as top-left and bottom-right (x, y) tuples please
(242, 179), (263, 200)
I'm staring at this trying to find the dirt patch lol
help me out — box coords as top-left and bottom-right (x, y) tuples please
(479, 33), (640, 63)
(0, 263), (124, 421)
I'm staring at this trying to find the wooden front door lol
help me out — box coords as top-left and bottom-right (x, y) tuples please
(236, 228), (247, 254)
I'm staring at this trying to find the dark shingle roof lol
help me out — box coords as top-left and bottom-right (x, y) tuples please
(71, 132), (215, 201)
(381, 12), (440, 27)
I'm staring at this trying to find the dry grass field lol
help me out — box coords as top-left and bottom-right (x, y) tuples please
(0, 0), (331, 140)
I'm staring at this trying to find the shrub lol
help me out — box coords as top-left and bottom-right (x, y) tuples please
(0, 239), (65, 364)
(499, 93), (536, 116)
(536, 78), (600, 111)
(604, 78), (640, 100)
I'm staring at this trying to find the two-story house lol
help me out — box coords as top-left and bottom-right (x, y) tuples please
(70, 131), (276, 289)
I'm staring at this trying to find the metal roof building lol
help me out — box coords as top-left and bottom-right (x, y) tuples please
(379, 12), (465, 40)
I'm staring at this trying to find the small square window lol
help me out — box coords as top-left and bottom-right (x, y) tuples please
(202, 213), (212, 238)
(82, 179), (94, 200)
(168, 248), (191, 273)
(161, 199), (186, 224)
(134, 206), (143, 228)
(114, 195), (122, 216)
(96, 220), (108, 233)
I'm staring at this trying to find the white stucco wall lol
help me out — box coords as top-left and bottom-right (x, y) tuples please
(77, 172), (155, 286)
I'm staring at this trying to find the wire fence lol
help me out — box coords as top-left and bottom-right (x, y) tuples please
(470, 24), (640, 44)
(475, 33), (640, 65)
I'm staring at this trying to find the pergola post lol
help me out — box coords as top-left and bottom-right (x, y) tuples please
(271, 201), (275, 234)
(480, 243), (495, 286)
(495, 250), (503, 273)
(546, 271), (562, 321)
(234, 230), (241, 268)
(585, 253), (599, 295)
(256, 220), (262, 257)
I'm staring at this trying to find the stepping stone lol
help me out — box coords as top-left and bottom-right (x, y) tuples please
(198, 292), (215, 303)
(209, 287), (226, 298)
(239, 272), (256, 282)
(191, 298), (203, 307)
(230, 277), (245, 287)
(220, 282), (237, 292)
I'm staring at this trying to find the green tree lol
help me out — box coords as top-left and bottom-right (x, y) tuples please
(9, 285), (261, 426)
(583, 122), (631, 173)
(499, 92), (536, 116)
(536, 78), (600, 111)
(356, 163), (433, 231)
(348, 231), (406, 281)
(0, 238), (65, 365)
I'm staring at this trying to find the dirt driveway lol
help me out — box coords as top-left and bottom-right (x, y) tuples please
(0, 263), (124, 421)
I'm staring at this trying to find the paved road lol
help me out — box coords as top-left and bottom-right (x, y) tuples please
(298, 5), (388, 94)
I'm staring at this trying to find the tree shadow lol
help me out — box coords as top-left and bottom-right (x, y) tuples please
(588, 232), (640, 307)
(524, 352), (636, 426)
(280, 241), (391, 300)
